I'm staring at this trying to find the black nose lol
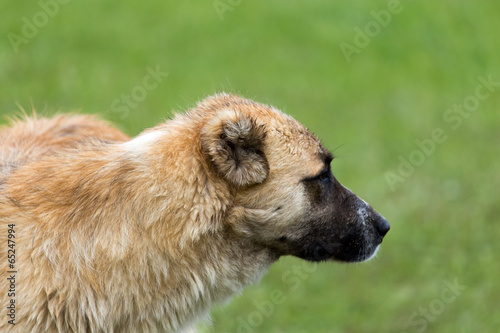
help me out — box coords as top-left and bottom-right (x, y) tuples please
(373, 214), (390, 237)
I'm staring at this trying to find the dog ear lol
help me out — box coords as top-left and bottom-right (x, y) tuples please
(201, 109), (269, 187)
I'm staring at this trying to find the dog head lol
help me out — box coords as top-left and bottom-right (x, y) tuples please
(201, 94), (389, 263)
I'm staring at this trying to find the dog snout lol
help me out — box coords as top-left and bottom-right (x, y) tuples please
(371, 213), (390, 238)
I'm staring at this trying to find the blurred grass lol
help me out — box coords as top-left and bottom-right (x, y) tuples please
(2, 1), (500, 332)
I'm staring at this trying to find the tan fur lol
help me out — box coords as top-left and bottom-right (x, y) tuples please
(0, 94), (347, 332)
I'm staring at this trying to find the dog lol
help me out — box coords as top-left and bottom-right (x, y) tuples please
(0, 94), (389, 332)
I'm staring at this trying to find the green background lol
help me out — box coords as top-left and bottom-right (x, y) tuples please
(2, 1), (499, 332)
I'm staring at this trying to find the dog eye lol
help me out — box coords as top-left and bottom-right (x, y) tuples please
(317, 170), (331, 185)
(303, 167), (332, 185)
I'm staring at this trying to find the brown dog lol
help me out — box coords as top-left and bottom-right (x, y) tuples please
(0, 94), (389, 332)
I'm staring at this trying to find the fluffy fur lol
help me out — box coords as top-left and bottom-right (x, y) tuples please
(0, 94), (389, 332)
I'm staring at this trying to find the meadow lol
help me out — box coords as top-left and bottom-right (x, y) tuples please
(1, 1), (499, 332)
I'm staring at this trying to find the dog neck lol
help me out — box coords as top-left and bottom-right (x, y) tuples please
(121, 125), (280, 330)
(118, 121), (280, 330)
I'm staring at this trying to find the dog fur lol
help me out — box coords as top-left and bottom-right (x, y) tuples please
(0, 94), (389, 332)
